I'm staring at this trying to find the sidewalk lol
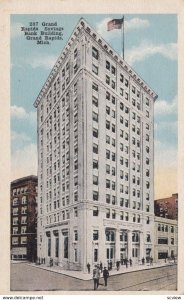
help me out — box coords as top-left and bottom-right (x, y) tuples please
(25, 260), (176, 281)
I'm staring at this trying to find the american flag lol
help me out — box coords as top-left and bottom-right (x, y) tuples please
(107, 17), (124, 31)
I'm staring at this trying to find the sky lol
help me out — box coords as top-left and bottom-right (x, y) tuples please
(11, 14), (178, 199)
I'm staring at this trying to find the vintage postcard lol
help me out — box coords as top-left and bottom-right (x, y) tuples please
(0, 0), (184, 296)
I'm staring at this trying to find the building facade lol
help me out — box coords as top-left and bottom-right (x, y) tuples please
(154, 193), (178, 220)
(34, 18), (157, 271)
(154, 216), (177, 261)
(11, 175), (38, 261)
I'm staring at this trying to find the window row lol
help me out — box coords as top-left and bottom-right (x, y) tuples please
(12, 196), (27, 206)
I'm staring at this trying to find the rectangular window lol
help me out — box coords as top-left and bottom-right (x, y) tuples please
(93, 175), (98, 185)
(106, 194), (110, 203)
(125, 79), (128, 87)
(21, 236), (27, 244)
(92, 64), (98, 75)
(106, 135), (110, 144)
(93, 159), (98, 169)
(93, 143), (98, 154)
(106, 179), (110, 189)
(93, 191), (99, 201)
(106, 75), (110, 85)
(111, 65), (116, 75)
(146, 98), (150, 106)
(112, 210), (116, 219)
(74, 64), (78, 74)
(112, 152), (115, 161)
(92, 46), (99, 59)
(93, 206), (99, 216)
(106, 209), (110, 218)
(111, 80), (115, 89)
(74, 248), (78, 262)
(48, 238), (51, 257)
(94, 249), (98, 262)
(158, 238), (168, 244)
(74, 207), (78, 217)
(106, 164), (110, 174)
(74, 230), (78, 241)
(106, 149), (110, 159)
(106, 120), (110, 130)
(12, 237), (18, 245)
(64, 235), (68, 258)
(92, 82), (98, 92)
(92, 95), (98, 107)
(106, 106), (110, 115)
(74, 48), (78, 59)
(55, 237), (59, 257)
(112, 124), (115, 133)
(93, 112), (98, 122)
(112, 196), (116, 205)
(106, 60), (110, 70)
(93, 230), (99, 240)
(106, 91), (110, 100)
(112, 167), (115, 176)
(93, 128), (98, 138)
(120, 88), (124, 96)
(112, 96), (115, 104)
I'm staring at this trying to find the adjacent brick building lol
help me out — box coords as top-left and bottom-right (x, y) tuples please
(11, 175), (38, 261)
(154, 193), (178, 220)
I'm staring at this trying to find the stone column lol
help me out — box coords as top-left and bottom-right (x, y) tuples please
(99, 227), (106, 266)
(59, 230), (63, 266)
(139, 231), (144, 260)
(128, 230), (132, 259)
(115, 228), (120, 261)
(51, 230), (55, 259)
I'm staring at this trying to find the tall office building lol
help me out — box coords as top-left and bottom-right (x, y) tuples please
(34, 18), (157, 271)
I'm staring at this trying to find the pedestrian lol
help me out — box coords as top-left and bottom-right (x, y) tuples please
(108, 261), (110, 271)
(129, 258), (132, 266)
(142, 257), (145, 265)
(93, 265), (101, 290)
(150, 256), (153, 266)
(103, 267), (109, 287)
(116, 260), (120, 271)
(100, 261), (103, 273)
(110, 261), (112, 270)
(87, 262), (90, 274)
(125, 258), (128, 268)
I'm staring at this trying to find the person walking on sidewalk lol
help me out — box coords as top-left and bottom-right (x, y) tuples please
(129, 258), (132, 267)
(103, 267), (109, 287)
(87, 262), (90, 274)
(116, 260), (120, 271)
(93, 265), (101, 290)
(100, 261), (103, 273)
(125, 258), (128, 268)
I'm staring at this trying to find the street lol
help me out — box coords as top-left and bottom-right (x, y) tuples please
(11, 262), (177, 291)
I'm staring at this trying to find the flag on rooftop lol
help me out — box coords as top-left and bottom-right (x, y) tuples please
(107, 17), (124, 31)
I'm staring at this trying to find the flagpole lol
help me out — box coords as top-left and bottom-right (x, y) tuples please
(122, 16), (124, 60)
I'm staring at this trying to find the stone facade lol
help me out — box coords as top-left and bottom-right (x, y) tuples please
(154, 216), (177, 261)
(34, 18), (157, 271)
